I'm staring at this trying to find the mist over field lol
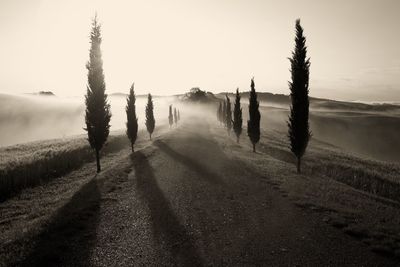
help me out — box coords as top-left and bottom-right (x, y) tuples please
(0, 93), (180, 146)
(2, 92), (400, 164)
(230, 96), (400, 163)
(0, 94), (84, 146)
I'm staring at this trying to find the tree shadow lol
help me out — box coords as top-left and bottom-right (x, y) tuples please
(19, 178), (101, 267)
(131, 152), (204, 267)
(154, 140), (226, 186)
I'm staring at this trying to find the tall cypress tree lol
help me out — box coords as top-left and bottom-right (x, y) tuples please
(217, 102), (222, 124)
(247, 78), (260, 152)
(174, 107), (178, 125)
(233, 88), (243, 143)
(222, 100), (227, 126)
(168, 105), (173, 128)
(226, 95), (232, 135)
(126, 83), (138, 152)
(145, 94), (155, 140)
(84, 15), (111, 173)
(288, 19), (311, 174)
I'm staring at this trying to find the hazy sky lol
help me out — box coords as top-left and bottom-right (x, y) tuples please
(0, 0), (399, 101)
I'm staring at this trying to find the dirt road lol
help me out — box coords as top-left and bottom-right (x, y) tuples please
(1, 119), (398, 266)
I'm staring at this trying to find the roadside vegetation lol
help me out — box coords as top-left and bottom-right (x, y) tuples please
(0, 134), (129, 201)
(258, 129), (400, 203)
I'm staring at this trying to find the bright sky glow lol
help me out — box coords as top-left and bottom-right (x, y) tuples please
(0, 0), (399, 101)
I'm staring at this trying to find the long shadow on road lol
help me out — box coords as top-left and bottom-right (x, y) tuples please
(19, 178), (101, 267)
(154, 140), (226, 186)
(131, 151), (204, 267)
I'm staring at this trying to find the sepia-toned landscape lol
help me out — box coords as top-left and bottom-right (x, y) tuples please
(1, 0), (400, 266)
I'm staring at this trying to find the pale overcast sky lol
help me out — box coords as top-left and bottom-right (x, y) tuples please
(0, 0), (399, 101)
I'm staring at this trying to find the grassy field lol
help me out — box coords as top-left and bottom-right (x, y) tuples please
(258, 129), (400, 203)
(0, 132), (130, 201)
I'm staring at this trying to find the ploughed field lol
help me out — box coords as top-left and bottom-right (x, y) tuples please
(1, 116), (400, 266)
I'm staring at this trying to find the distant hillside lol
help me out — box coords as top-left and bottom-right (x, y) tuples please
(217, 91), (400, 112)
(109, 92), (128, 97)
(109, 92), (163, 99)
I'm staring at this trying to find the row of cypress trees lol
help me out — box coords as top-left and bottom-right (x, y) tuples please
(217, 78), (260, 152)
(168, 105), (180, 127)
(85, 16), (310, 174)
(216, 19), (310, 173)
(126, 84), (157, 150)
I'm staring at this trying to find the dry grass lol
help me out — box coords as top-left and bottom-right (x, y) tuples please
(258, 129), (400, 203)
(0, 134), (129, 201)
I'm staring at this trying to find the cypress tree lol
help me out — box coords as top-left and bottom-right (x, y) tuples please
(226, 95), (232, 135)
(288, 19), (311, 174)
(247, 78), (260, 152)
(233, 88), (243, 143)
(145, 94), (155, 140)
(222, 100), (227, 126)
(168, 105), (173, 128)
(126, 83), (138, 152)
(84, 15), (111, 173)
(217, 102), (222, 124)
(174, 107), (178, 125)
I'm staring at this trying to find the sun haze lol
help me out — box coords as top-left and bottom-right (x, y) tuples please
(0, 0), (399, 101)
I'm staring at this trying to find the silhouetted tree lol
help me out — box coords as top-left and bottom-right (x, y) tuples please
(222, 100), (227, 126)
(84, 15), (111, 173)
(233, 88), (243, 143)
(174, 107), (178, 125)
(168, 105), (173, 128)
(217, 102), (222, 124)
(126, 83), (138, 152)
(226, 95), (232, 135)
(146, 94), (155, 140)
(288, 19), (311, 174)
(247, 78), (260, 152)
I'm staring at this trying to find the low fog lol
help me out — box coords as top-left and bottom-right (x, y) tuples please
(1, 93), (400, 163)
(239, 100), (400, 163)
(0, 94), (84, 146)
(0, 93), (218, 147)
(0, 93), (186, 146)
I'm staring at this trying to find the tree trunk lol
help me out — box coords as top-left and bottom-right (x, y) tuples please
(253, 143), (256, 153)
(297, 157), (301, 174)
(237, 137), (239, 143)
(96, 149), (101, 173)
(150, 133), (152, 140)
(131, 143), (134, 152)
